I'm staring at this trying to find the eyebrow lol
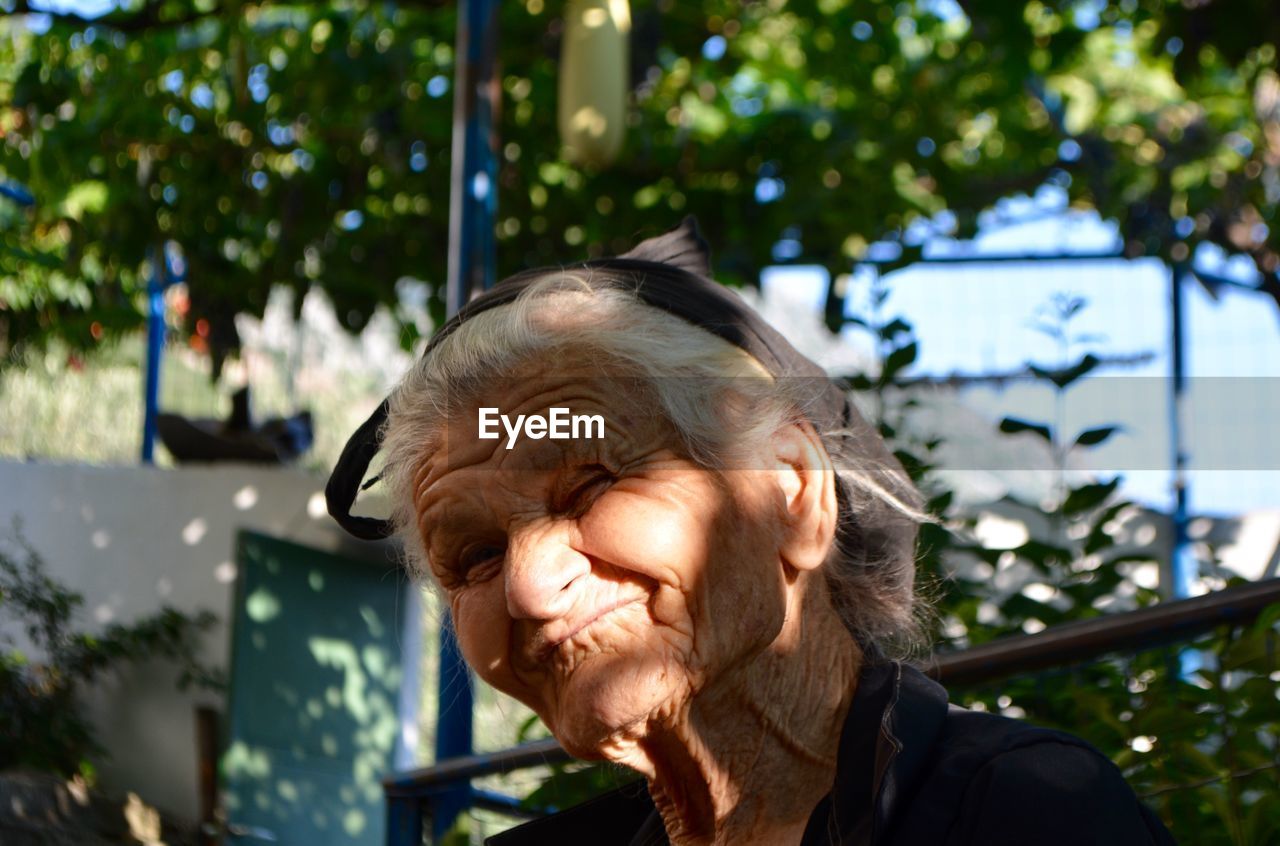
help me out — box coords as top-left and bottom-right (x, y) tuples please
(420, 444), (621, 538)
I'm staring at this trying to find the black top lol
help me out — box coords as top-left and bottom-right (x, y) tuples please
(487, 660), (1177, 846)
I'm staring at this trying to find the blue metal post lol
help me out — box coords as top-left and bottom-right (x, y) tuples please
(431, 0), (499, 840)
(386, 796), (425, 846)
(141, 248), (168, 464)
(1168, 262), (1194, 600)
(1169, 262), (1199, 678)
(445, 0), (500, 315)
(432, 615), (475, 841)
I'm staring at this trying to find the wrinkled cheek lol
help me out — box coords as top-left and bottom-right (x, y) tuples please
(583, 493), (710, 584)
(450, 587), (529, 703)
(580, 493), (716, 674)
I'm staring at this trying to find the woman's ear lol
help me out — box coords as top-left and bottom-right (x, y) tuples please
(769, 421), (838, 572)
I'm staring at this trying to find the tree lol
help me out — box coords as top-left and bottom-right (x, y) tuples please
(1, 0), (1277, 369)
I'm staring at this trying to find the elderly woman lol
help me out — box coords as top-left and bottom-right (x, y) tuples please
(327, 220), (1174, 845)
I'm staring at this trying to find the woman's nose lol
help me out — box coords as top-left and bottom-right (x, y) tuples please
(503, 522), (590, 621)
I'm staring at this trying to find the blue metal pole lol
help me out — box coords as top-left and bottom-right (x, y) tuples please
(1168, 261), (1199, 678)
(430, 0), (499, 840)
(141, 247), (168, 464)
(432, 614), (475, 841)
(386, 796), (424, 846)
(1169, 261), (1193, 601)
(445, 0), (500, 315)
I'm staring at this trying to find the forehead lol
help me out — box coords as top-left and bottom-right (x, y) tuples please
(411, 358), (672, 504)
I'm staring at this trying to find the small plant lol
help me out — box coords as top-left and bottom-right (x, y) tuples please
(0, 523), (224, 781)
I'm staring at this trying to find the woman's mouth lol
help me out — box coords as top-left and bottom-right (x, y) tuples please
(537, 595), (647, 659)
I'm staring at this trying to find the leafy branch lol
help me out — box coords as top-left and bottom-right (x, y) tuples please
(0, 523), (223, 779)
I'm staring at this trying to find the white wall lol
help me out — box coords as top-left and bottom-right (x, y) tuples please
(0, 459), (396, 825)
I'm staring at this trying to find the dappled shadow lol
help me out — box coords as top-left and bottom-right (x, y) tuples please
(222, 531), (406, 845)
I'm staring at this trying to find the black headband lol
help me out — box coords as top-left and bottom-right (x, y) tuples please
(326, 217), (879, 541)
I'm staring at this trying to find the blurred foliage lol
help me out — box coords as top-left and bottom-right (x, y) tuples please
(2, 0), (1279, 370)
(0, 523), (223, 781)
(922, 291), (1162, 645)
(883, 294), (1279, 844)
(953, 612), (1280, 846)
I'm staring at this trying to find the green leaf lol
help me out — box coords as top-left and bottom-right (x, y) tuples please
(1029, 354), (1101, 389)
(878, 318), (912, 340)
(1083, 501), (1132, 555)
(1250, 602), (1280, 633)
(1062, 479), (1121, 515)
(1074, 425), (1120, 448)
(881, 341), (918, 381)
(1013, 539), (1074, 569)
(841, 373), (876, 391)
(516, 712), (545, 743)
(59, 182), (109, 221)
(521, 762), (624, 811)
(999, 416), (1053, 443)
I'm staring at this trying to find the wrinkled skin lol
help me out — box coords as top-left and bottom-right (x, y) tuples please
(413, 358), (862, 845)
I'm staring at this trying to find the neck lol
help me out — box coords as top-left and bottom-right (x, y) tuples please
(605, 583), (863, 846)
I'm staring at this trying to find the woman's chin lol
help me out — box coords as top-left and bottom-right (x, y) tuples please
(549, 657), (685, 758)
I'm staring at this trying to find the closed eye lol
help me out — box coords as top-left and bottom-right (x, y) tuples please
(557, 465), (616, 516)
(456, 541), (505, 584)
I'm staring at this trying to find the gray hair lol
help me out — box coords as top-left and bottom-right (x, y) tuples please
(380, 270), (926, 654)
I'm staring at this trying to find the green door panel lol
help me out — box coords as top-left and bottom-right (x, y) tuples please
(224, 531), (406, 845)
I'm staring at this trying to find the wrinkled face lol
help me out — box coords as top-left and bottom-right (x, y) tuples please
(411, 359), (794, 757)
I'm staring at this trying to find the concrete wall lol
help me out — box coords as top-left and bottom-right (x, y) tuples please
(0, 459), (396, 826)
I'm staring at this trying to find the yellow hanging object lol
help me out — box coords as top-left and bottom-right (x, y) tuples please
(558, 0), (631, 168)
